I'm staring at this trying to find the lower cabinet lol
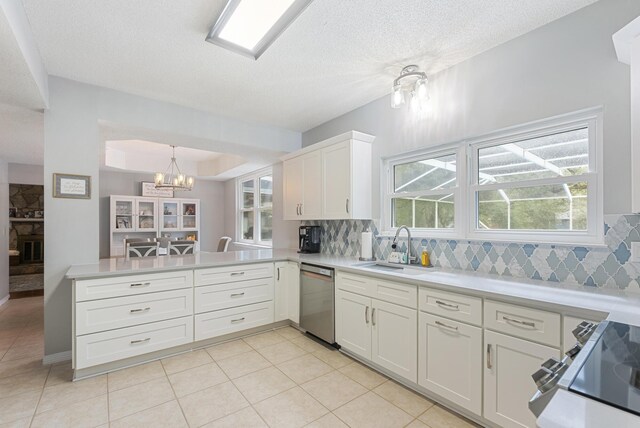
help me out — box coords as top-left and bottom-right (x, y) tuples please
(418, 312), (482, 415)
(484, 330), (560, 428)
(195, 301), (274, 341)
(336, 289), (417, 382)
(274, 261), (300, 324)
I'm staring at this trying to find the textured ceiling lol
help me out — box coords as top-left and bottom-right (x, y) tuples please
(20, 0), (597, 132)
(0, 103), (43, 165)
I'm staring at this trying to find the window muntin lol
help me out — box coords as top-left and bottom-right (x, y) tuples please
(394, 153), (457, 192)
(237, 169), (273, 246)
(392, 194), (455, 229)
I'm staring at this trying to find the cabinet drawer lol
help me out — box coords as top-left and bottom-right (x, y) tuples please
(336, 272), (372, 296)
(370, 278), (417, 308)
(76, 289), (193, 335)
(195, 263), (273, 286)
(194, 301), (274, 341)
(485, 300), (560, 347)
(75, 271), (193, 302)
(75, 316), (193, 369)
(195, 278), (274, 313)
(419, 288), (482, 326)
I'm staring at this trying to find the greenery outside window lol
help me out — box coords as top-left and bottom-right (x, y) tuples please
(238, 168), (273, 246)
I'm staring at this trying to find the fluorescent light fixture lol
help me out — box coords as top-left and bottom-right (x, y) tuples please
(206, 0), (313, 60)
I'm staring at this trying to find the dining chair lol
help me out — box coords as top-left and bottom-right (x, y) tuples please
(217, 236), (232, 252)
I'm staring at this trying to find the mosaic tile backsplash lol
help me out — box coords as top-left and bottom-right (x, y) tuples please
(304, 215), (640, 292)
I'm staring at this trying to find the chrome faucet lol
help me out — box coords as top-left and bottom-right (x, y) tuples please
(392, 225), (414, 265)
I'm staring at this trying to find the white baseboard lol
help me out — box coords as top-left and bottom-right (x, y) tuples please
(43, 351), (72, 365)
(0, 295), (9, 308)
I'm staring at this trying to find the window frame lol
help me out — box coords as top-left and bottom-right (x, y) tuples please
(236, 167), (273, 247)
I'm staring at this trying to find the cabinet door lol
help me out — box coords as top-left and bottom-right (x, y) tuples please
(135, 198), (158, 232)
(418, 313), (482, 415)
(112, 197), (136, 232)
(180, 200), (199, 231)
(283, 156), (304, 220)
(286, 262), (300, 324)
(371, 299), (417, 382)
(484, 330), (560, 428)
(335, 290), (371, 360)
(301, 151), (322, 219)
(274, 262), (288, 322)
(160, 200), (180, 231)
(322, 141), (351, 219)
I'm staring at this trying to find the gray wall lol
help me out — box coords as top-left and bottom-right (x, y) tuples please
(303, 0), (639, 216)
(0, 160), (9, 303)
(8, 163), (44, 185)
(99, 170), (225, 258)
(44, 77), (301, 357)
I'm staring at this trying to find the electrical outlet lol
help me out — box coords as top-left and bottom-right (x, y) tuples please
(631, 242), (640, 263)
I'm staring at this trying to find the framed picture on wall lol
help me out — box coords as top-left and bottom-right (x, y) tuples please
(53, 173), (91, 199)
(141, 182), (174, 198)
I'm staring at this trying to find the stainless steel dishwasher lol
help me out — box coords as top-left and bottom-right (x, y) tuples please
(299, 263), (335, 345)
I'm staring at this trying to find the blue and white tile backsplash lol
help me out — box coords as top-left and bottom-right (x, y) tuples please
(304, 214), (640, 292)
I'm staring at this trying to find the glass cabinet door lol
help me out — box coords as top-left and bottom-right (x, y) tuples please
(181, 201), (198, 230)
(136, 199), (157, 231)
(161, 200), (180, 231)
(114, 199), (135, 231)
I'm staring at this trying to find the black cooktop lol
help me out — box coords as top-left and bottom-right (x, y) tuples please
(570, 321), (640, 416)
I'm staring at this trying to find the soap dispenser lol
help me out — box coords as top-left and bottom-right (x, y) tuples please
(421, 246), (430, 267)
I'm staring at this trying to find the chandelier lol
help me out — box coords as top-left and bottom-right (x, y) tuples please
(391, 65), (429, 110)
(154, 145), (194, 191)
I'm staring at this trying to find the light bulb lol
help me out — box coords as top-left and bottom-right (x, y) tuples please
(415, 77), (428, 101)
(178, 174), (185, 185)
(154, 173), (164, 185)
(173, 177), (178, 186)
(391, 84), (404, 108)
(409, 91), (420, 111)
(187, 177), (194, 186)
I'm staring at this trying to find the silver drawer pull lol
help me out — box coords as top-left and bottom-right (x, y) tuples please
(487, 344), (493, 369)
(230, 292), (245, 297)
(435, 300), (459, 310)
(230, 272), (245, 277)
(130, 307), (151, 313)
(503, 316), (536, 328)
(130, 338), (151, 344)
(231, 317), (245, 323)
(435, 320), (458, 331)
(130, 282), (151, 288)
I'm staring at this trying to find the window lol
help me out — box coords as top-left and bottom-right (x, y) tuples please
(383, 108), (603, 245)
(384, 148), (463, 237)
(238, 168), (272, 246)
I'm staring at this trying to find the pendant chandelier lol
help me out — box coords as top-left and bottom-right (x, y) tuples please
(154, 145), (194, 191)
(390, 65), (429, 110)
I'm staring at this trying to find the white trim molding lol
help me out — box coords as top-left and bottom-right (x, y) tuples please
(43, 350), (72, 365)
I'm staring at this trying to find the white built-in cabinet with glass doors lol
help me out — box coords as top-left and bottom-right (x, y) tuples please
(238, 170), (273, 246)
(160, 199), (199, 232)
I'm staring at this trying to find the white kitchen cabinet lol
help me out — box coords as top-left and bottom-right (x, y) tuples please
(484, 330), (560, 428)
(282, 151), (322, 220)
(161, 199), (200, 232)
(336, 289), (372, 360)
(283, 155), (304, 220)
(274, 262), (289, 322)
(286, 262), (301, 324)
(418, 312), (482, 415)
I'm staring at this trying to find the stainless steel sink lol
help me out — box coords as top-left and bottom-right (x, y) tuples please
(356, 261), (431, 276)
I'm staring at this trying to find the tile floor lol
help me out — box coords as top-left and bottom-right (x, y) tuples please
(0, 297), (480, 427)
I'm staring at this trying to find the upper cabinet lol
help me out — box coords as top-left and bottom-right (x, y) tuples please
(282, 131), (374, 220)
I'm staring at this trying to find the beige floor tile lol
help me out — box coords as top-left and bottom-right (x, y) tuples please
(243, 330), (288, 349)
(305, 413), (349, 428)
(1, 344), (43, 362)
(233, 366), (296, 404)
(418, 405), (479, 428)
(168, 362), (228, 397)
(373, 380), (434, 417)
(217, 350), (271, 379)
(45, 363), (73, 387)
(290, 335), (329, 353)
(0, 357), (45, 379)
(313, 348), (353, 369)
(108, 360), (166, 392)
(11, 333), (43, 348)
(405, 420), (430, 428)
(206, 339), (253, 361)
(301, 371), (368, 410)
(258, 340), (307, 364)
(31, 394), (108, 428)
(333, 391), (414, 428)
(37, 375), (107, 414)
(0, 390), (41, 424)
(254, 386), (328, 428)
(277, 354), (334, 384)
(0, 416), (32, 428)
(108, 376), (175, 421)
(0, 368), (49, 399)
(339, 362), (387, 389)
(201, 406), (267, 428)
(275, 326), (304, 340)
(161, 349), (212, 375)
(178, 381), (249, 427)
(110, 400), (188, 428)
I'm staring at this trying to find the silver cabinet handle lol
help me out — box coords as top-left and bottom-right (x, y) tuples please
(435, 320), (458, 331)
(231, 317), (245, 323)
(300, 204), (303, 215)
(296, 204), (300, 215)
(346, 198), (349, 214)
(372, 308), (376, 326)
(365, 306), (369, 324)
(277, 267), (280, 281)
(435, 300), (459, 310)
(230, 272), (245, 277)
(503, 316), (536, 328)
(230, 292), (245, 297)
(130, 282), (151, 288)
(130, 307), (151, 313)
(487, 344), (493, 369)
(131, 338), (151, 344)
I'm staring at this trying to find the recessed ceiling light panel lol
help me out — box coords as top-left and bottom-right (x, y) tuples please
(206, 0), (312, 60)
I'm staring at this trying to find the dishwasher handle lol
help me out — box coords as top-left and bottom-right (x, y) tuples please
(300, 264), (334, 278)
